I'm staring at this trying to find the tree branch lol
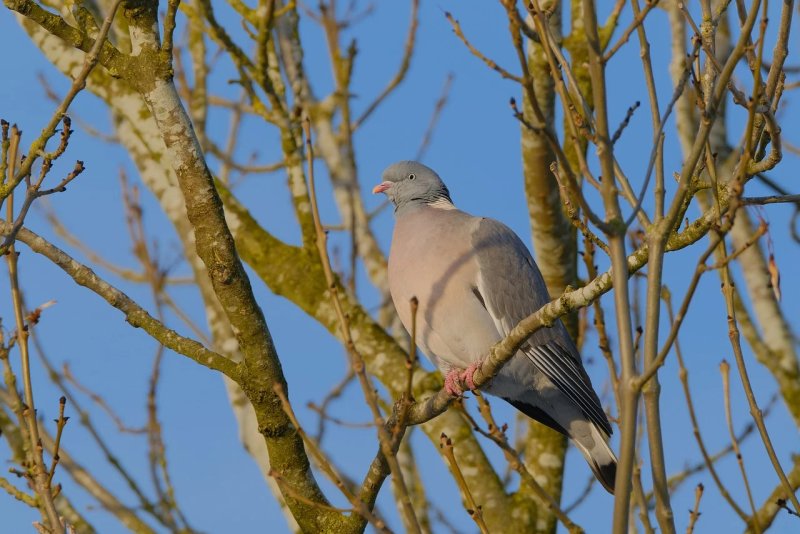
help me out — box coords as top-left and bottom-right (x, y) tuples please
(0, 221), (237, 376)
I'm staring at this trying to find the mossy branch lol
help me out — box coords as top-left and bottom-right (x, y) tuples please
(0, 221), (238, 377)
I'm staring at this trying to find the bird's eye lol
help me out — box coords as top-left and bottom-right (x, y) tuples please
(408, 173), (416, 180)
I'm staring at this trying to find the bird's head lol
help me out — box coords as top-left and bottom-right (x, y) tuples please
(372, 161), (452, 213)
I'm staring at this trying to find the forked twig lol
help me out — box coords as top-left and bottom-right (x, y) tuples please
(686, 483), (704, 534)
(46, 396), (69, 486)
(4, 121), (64, 533)
(718, 238), (800, 515)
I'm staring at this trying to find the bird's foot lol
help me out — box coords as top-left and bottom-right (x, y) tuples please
(444, 368), (464, 396)
(461, 361), (482, 391)
(444, 362), (483, 396)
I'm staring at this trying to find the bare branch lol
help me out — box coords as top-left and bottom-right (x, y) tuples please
(0, 221), (237, 376)
(444, 11), (523, 84)
(353, 0), (419, 129)
(686, 483), (704, 534)
(439, 433), (490, 534)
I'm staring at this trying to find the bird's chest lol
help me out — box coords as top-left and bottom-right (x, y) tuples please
(388, 213), (496, 368)
(388, 222), (471, 318)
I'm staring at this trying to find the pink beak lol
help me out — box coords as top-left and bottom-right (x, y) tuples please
(372, 181), (392, 194)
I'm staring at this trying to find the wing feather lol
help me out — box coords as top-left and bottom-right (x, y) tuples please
(524, 342), (612, 435)
(472, 218), (612, 436)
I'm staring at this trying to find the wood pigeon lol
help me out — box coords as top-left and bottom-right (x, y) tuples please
(374, 161), (617, 493)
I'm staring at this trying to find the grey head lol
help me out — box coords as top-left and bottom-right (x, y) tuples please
(372, 161), (452, 215)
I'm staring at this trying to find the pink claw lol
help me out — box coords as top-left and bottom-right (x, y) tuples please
(444, 368), (464, 396)
(461, 361), (482, 391)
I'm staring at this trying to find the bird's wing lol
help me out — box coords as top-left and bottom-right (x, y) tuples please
(471, 217), (611, 435)
(522, 341), (612, 435)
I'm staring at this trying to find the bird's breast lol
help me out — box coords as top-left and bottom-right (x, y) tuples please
(388, 211), (503, 368)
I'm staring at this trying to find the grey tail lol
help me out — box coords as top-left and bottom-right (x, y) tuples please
(506, 398), (617, 494)
(574, 420), (618, 495)
(587, 449), (617, 495)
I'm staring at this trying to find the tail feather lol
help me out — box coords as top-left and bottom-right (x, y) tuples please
(573, 422), (618, 495)
(503, 397), (618, 494)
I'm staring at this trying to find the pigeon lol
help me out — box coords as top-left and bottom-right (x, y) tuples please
(373, 161), (617, 493)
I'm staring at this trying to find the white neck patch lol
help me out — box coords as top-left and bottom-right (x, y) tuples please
(427, 198), (456, 210)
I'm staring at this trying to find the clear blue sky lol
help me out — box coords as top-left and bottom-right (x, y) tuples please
(1, 2), (798, 533)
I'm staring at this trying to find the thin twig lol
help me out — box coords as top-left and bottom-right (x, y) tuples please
(43, 208), (193, 286)
(665, 287), (749, 521)
(719, 237), (800, 514)
(0, 0), (123, 202)
(462, 393), (584, 534)
(720, 360), (759, 530)
(62, 364), (146, 434)
(353, 0), (419, 129)
(686, 483), (704, 534)
(611, 101), (640, 144)
(564, 476), (595, 514)
(625, 42), (699, 229)
(550, 161), (610, 254)
(46, 396), (68, 486)
(306, 404), (375, 429)
(0, 155), (85, 254)
(405, 297), (418, 402)
(415, 73), (454, 161)
(637, 216), (767, 388)
(302, 117), (421, 533)
(272, 383), (391, 532)
(603, 0), (659, 62)
(32, 338), (167, 527)
(311, 368), (356, 443)
(654, 394), (778, 499)
(439, 433), (490, 534)
(118, 170), (191, 531)
(0, 476), (38, 508)
(741, 194), (800, 205)
(269, 469), (357, 514)
(444, 11), (522, 83)
(5, 124), (64, 533)
(205, 140), (284, 175)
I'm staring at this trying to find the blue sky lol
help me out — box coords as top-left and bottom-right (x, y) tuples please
(1, 2), (799, 532)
